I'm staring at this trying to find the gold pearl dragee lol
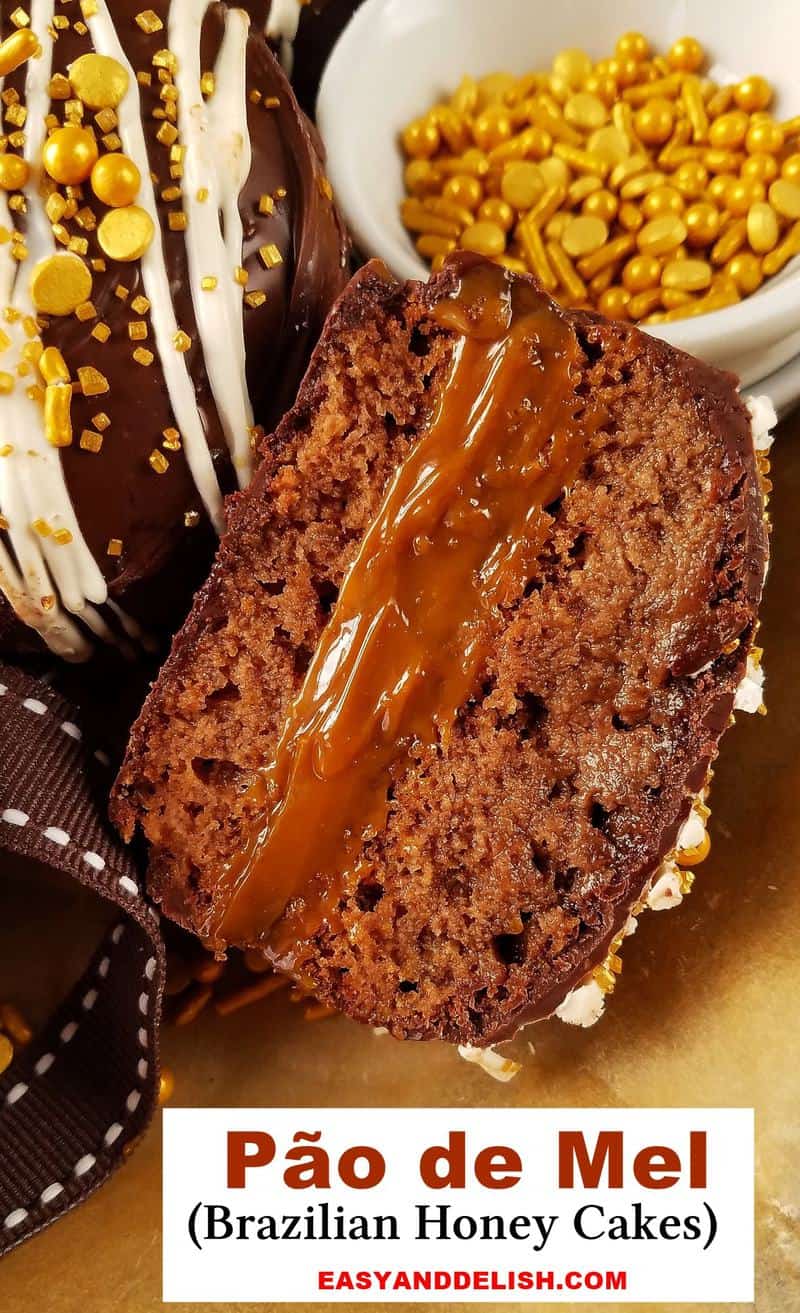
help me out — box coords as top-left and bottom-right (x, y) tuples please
(43, 124), (99, 185)
(90, 152), (141, 208)
(399, 33), (800, 323)
(0, 153), (29, 191)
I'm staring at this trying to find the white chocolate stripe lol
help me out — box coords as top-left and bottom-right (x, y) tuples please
(169, 0), (254, 487)
(265, 0), (302, 76)
(86, 1), (226, 533)
(209, 7), (252, 428)
(20, 0), (56, 264)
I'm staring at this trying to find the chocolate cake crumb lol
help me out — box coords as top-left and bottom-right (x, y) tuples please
(112, 258), (768, 1046)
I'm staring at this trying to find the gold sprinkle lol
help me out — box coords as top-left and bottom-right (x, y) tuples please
(0, 329), (9, 352)
(32, 518), (52, 537)
(79, 428), (103, 452)
(10, 9), (30, 28)
(77, 365), (109, 396)
(248, 89), (262, 106)
(184, 509), (200, 528)
(0, 442), (12, 454)
(318, 175), (333, 201)
(155, 121), (178, 147)
(107, 537), (123, 556)
(11, 240), (27, 261)
(63, 98), (84, 121)
(152, 48), (177, 72)
(200, 275), (217, 291)
(259, 243), (282, 269)
(5, 103), (27, 128)
(115, 283), (130, 300)
(80, 0), (99, 18)
(48, 73), (71, 100)
(128, 319), (148, 341)
(162, 426), (181, 449)
(135, 10), (163, 34)
(102, 133), (123, 152)
(75, 300), (96, 321)
(67, 236), (89, 256)
(263, 96), (280, 110)
(39, 346), (70, 385)
(245, 289), (266, 308)
(75, 207), (97, 231)
(234, 265), (248, 286)
(160, 184), (181, 202)
(0, 513), (8, 530)
(173, 329), (191, 352)
(91, 321), (111, 343)
(44, 383), (72, 447)
(0, 371), (14, 394)
(92, 411), (111, 431)
(200, 71), (215, 97)
(53, 527), (73, 545)
(26, 383), (44, 404)
(196, 186), (208, 203)
(94, 108), (118, 134)
(75, 20), (89, 35)
(137, 70), (152, 87)
(149, 448), (169, 473)
(258, 193), (274, 216)
(169, 143), (185, 164)
(69, 53), (130, 111)
(46, 191), (66, 223)
(29, 252), (93, 316)
(133, 346), (154, 366)
(274, 187), (287, 200)
(168, 210), (187, 231)
(98, 203), (155, 262)
(131, 294), (150, 314)
(91, 258), (107, 273)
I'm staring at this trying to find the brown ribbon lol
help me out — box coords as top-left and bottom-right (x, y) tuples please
(0, 660), (164, 1256)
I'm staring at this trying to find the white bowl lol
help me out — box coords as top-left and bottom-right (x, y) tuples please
(318, 0), (800, 389)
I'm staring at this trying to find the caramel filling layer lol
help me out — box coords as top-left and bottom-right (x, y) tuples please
(213, 259), (594, 955)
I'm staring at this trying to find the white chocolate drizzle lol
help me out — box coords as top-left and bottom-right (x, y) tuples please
(169, 0), (254, 486)
(265, 0), (302, 77)
(85, 1), (227, 532)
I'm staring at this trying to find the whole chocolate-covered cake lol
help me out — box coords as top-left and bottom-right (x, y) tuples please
(0, 0), (348, 661)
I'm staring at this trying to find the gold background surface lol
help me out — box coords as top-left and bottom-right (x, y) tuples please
(0, 417), (798, 1313)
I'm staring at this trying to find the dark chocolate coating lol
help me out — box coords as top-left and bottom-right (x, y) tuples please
(240, 2), (364, 115)
(0, 0), (349, 655)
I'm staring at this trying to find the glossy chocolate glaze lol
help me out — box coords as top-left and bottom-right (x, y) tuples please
(238, 2), (363, 113)
(0, 0), (349, 653)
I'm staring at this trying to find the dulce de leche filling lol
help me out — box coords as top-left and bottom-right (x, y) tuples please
(212, 259), (597, 959)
